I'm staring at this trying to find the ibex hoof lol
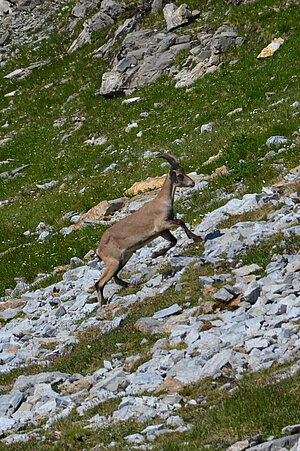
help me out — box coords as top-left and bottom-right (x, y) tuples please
(192, 234), (201, 241)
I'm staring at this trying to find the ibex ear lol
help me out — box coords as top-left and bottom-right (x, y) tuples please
(169, 168), (177, 181)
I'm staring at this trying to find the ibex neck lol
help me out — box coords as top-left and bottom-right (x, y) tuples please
(157, 174), (176, 204)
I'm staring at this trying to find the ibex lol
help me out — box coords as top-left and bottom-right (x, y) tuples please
(95, 153), (200, 305)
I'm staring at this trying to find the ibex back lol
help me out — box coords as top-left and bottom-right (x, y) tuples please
(95, 153), (200, 305)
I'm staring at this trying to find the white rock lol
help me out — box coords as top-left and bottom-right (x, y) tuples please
(266, 136), (289, 148)
(201, 123), (214, 133)
(122, 97), (141, 104)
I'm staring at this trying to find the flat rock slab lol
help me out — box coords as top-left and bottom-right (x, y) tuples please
(153, 303), (182, 319)
(233, 264), (262, 278)
(213, 287), (235, 303)
(201, 349), (233, 378)
(248, 433), (300, 451)
(169, 255), (197, 271)
(125, 176), (165, 195)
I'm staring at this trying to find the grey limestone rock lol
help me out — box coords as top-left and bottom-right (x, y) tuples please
(198, 276), (214, 287)
(163, 3), (192, 31)
(233, 264), (262, 277)
(201, 122), (214, 133)
(0, 0), (11, 15)
(127, 372), (164, 393)
(0, 391), (25, 416)
(167, 415), (185, 427)
(0, 417), (16, 435)
(242, 281), (260, 304)
(72, 0), (100, 18)
(247, 434), (300, 451)
(213, 287), (235, 303)
(266, 136), (289, 148)
(91, 370), (129, 394)
(153, 303), (182, 319)
(167, 357), (204, 384)
(211, 31), (238, 52)
(125, 433), (145, 443)
(169, 255), (196, 271)
(282, 424), (300, 435)
(283, 225), (300, 238)
(200, 349), (233, 378)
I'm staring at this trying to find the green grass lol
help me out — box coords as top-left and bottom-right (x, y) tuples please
(159, 367), (300, 450)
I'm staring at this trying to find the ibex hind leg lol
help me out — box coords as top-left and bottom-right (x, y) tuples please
(95, 258), (120, 306)
(113, 256), (132, 287)
(113, 275), (129, 287)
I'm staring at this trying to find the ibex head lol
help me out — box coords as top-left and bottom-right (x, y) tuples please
(157, 153), (195, 188)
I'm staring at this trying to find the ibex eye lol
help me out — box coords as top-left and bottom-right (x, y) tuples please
(178, 174), (184, 180)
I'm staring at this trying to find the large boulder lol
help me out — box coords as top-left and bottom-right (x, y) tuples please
(211, 31), (238, 52)
(0, 0), (11, 15)
(69, 0), (127, 53)
(99, 71), (127, 97)
(163, 3), (192, 31)
(17, 0), (42, 10)
(72, 0), (100, 18)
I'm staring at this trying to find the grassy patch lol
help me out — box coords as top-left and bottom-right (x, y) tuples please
(159, 365), (300, 450)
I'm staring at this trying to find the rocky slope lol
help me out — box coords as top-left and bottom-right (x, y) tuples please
(0, 164), (299, 447)
(0, 0), (300, 449)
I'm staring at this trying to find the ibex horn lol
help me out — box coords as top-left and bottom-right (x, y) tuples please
(157, 153), (180, 169)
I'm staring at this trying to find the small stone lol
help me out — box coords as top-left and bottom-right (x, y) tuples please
(201, 123), (214, 133)
(4, 68), (26, 79)
(84, 135), (108, 146)
(227, 107), (243, 117)
(125, 433), (145, 444)
(61, 377), (93, 395)
(213, 287), (235, 303)
(163, 3), (192, 31)
(167, 416), (184, 427)
(198, 276), (214, 287)
(141, 424), (164, 435)
(80, 200), (112, 223)
(242, 281), (260, 304)
(38, 231), (50, 241)
(36, 180), (58, 190)
(104, 360), (113, 370)
(55, 305), (66, 317)
(154, 378), (185, 394)
(245, 337), (268, 353)
(227, 440), (249, 451)
(60, 227), (73, 237)
(169, 255), (196, 271)
(266, 136), (289, 148)
(122, 97), (141, 104)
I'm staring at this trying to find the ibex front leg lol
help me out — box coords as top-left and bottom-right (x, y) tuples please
(168, 218), (201, 241)
(152, 230), (177, 258)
